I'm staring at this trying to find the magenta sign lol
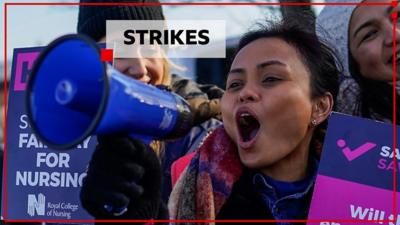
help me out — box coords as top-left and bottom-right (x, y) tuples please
(307, 113), (399, 225)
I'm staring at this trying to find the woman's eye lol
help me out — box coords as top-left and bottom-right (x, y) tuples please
(361, 30), (378, 43)
(226, 81), (242, 90)
(262, 76), (281, 84)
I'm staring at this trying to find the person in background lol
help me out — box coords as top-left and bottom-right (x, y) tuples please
(81, 19), (341, 222)
(78, 0), (224, 218)
(317, 0), (399, 124)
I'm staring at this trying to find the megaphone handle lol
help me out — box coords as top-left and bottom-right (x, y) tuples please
(129, 133), (154, 145)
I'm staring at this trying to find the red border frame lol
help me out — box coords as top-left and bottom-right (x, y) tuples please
(2, 1), (398, 223)
(392, 2), (398, 222)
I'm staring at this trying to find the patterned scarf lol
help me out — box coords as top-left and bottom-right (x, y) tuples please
(168, 126), (243, 223)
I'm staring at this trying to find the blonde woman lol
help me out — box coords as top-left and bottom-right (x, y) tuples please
(77, 0), (224, 214)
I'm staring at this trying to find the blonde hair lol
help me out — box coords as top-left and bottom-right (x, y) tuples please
(159, 51), (186, 86)
(160, 58), (172, 85)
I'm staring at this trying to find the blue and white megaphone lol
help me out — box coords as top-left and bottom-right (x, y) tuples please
(26, 34), (193, 150)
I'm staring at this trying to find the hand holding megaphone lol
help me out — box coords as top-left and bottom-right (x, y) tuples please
(80, 135), (164, 219)
(26, 34), (193, 149)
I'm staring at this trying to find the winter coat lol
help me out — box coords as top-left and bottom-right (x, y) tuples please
(168, 126), (316, 224)
(160, 74), (223, 201)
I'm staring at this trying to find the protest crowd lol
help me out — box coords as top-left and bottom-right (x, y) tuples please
(1, 0), (398, 224)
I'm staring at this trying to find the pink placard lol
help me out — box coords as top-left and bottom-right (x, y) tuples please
(14, 52), (39, 91)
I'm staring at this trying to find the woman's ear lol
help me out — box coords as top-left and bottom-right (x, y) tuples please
(311, 92), (334, 126)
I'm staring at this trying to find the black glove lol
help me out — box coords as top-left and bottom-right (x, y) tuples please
(80, 135), (164, 220)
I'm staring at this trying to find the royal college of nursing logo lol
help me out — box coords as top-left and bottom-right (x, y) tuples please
(27, 193), (45, 216)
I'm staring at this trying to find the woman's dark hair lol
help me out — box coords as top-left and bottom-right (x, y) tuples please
(348, 54), (400, 124)
(233, 19), (342, 156)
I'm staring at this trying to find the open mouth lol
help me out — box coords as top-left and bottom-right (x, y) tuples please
(236, 109), (260, 143)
